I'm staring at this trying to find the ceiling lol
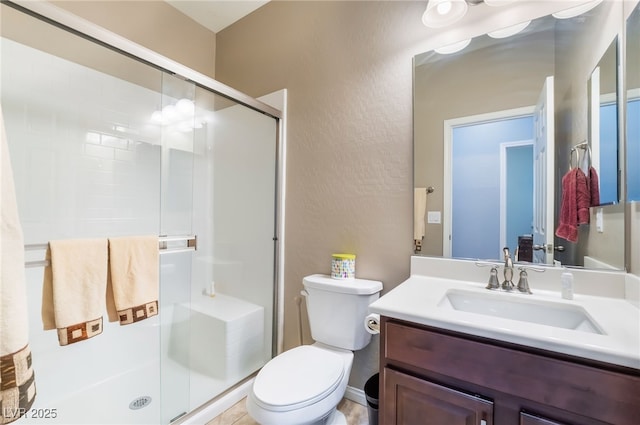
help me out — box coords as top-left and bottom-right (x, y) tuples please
(164, 0), (270, 33)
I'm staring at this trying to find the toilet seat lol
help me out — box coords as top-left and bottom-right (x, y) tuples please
(252, 345), (345, 412)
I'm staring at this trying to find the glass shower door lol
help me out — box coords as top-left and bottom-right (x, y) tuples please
(157, 73), (197, 423)
(186, 87), (278, 410)
(156, 78), (279, 417)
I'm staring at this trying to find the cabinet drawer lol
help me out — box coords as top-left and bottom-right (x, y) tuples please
(383, 367), (493, 425)
(383, 320), (640, 424)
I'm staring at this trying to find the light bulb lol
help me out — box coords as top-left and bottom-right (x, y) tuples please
(151, 111), (163, 124)
(488, 20), (531, 38)
(552, 0), (603, 19)
(422, 0), (468, 28)
(176, 98), (195, 117)
(437, 1), (452, 15)
(435, 38), (472, 54)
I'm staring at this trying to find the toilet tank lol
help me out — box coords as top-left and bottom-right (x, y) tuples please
(302, 274), (383, 350)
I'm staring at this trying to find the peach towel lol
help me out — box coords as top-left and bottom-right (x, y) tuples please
(107, 236), (159, 325)
(42, 238), (108, 346)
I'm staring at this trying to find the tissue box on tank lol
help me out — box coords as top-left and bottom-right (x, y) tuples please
(169, 293), (264, 379)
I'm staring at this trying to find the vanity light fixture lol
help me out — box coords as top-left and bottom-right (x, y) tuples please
(483, 0), (514, 6)
(434, 38), (472, 54)
(422, 0), (469, 28)
(552, 0), (603, 19)
(422, 0), (514, 29)
(487, 20), (531, 38)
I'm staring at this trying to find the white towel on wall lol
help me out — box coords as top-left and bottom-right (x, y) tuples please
(414, 188), (427, 241)
(1, 105), (37, 423)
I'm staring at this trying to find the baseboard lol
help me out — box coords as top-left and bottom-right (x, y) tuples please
(344, 385), (367, 406)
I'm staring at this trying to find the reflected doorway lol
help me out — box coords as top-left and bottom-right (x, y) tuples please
(444, 109), (535, 260)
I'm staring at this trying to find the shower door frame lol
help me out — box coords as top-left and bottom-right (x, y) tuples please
(5, 0), (285, 406)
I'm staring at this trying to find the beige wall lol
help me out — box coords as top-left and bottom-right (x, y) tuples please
(216, 1), (428, 388)
(52, 0), (216, 78)
(582, 205), (626, 269)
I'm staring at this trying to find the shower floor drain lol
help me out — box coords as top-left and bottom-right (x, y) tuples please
(129, 396), (152, 410)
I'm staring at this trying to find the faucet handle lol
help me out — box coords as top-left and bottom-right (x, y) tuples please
(486, 266), (500, 290)
(516, 266), (544, 294)
(516, 269), (532, 294)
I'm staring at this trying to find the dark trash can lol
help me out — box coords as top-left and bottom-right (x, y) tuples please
(364, 373), (379, 425)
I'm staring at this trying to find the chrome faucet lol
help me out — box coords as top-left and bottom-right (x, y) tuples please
(501, 247), (515, 291)
(477, 250), (544, 294)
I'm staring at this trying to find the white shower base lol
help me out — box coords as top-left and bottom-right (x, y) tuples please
(16, 293), (267, 425)
(16, 361), (161, 425)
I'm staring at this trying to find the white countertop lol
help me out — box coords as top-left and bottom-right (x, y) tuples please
(370, 274), (640, 369)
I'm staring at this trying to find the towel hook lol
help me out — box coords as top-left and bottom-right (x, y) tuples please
(585, 144), (592, 168)
(569, 141), (592, 170)
(569, 148), (579, 170)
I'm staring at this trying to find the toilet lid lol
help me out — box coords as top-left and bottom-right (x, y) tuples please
(253, 345), (344, 411)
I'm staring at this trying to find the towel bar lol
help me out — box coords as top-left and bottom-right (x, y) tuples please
(23, 235), (197, 268)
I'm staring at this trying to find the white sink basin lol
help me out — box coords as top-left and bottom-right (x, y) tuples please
(438, 289), (605, 334)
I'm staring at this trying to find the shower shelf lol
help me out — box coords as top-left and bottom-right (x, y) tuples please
(23, 234), (197, 268)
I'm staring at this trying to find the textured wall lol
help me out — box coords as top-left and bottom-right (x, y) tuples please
(216, 1), (430, 389)
(51, 0), (216, 78)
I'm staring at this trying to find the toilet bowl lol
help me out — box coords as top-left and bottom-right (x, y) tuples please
(246, 274), (383, 425)
(246, 343), (353, 425)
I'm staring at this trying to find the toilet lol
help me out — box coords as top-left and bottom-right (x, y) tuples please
(246, 274), (383, 425)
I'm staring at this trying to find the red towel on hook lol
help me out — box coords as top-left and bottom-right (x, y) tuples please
(556, 168), (591, 243)
(556, 169), (579, 243)
(588, 166), (600, 206)
(576, 168), (590, 225)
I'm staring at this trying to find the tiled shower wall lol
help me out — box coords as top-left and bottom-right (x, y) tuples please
(1, 35), (169, 423)
(2, 37), (163, 242)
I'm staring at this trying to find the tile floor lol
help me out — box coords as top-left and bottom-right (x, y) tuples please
(205, 397), (369, 425)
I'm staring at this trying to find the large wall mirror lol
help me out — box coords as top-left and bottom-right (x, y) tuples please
(413, 0), (626, 270)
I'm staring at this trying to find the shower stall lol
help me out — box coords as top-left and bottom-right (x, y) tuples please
(1, 2), (282, 424)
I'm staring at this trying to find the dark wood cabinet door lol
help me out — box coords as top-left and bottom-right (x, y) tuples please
(520, 412), (568, 425)
(383, 367), (493, 425)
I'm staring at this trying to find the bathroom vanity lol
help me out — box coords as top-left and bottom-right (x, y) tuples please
(370, 257), (640, 425)
(380, 317), (638, 424)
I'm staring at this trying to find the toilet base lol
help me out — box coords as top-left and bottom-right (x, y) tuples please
(324, 409), (347, 425)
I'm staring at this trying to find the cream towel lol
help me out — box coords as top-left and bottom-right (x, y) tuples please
(1, 105), (37, 423)
(107, 236), (159, 325)
(42, 239), (108, 346)
(414, 188), (427, 241)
